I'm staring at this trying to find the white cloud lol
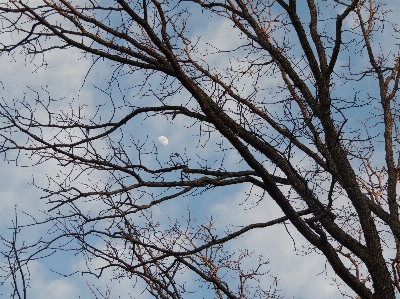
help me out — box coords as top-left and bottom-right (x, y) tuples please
(210, 184), (353, 299)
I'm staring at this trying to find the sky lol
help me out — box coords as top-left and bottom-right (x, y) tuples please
(0, 1), (399, 298)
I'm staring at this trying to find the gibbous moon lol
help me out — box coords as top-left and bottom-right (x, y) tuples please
(158, 136), (168, 145)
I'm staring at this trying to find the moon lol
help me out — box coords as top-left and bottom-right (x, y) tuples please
(158, 136), (168, 145)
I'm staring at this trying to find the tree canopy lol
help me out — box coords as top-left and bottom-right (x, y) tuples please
(0, 1), (399, 298)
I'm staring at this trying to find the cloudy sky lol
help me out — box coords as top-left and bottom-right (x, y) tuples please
(0, 1), (399, 298)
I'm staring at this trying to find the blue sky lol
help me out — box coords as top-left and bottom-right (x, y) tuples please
(1, 1), (399, 298)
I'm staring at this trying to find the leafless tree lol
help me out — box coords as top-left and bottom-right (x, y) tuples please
(0, 0), (399, 298)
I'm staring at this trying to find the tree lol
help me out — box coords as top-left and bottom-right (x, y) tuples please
(0, 0), (399, 298)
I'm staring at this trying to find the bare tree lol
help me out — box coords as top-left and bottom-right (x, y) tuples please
(0, 0), (399, 298)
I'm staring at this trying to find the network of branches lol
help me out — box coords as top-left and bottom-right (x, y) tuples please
(0, 1), (399, 299)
